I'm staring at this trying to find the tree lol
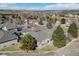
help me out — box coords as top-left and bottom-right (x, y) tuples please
(10, 19), (13, 23)
(46, 20), (52, 29)
(1, 16), (6, 24)
(38, 19), (43, 25)
(53, 18), (57, 24)
(61, 18), (66, 24)
(51, 26), (66, 48)
(68, 23), (78, 38)
(20, 34), (37, 50)
(28, 15), (38, 20)
(16, 16), (25, 25)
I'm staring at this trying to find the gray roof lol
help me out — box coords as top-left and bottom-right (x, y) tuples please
(22, 27), (53, 42)
(0, 21), (18, 44)
(0, 30), (18, 44)
(0, 17), (23, 44)
(30, 29), (53, 42)
(0, 24), (3, 28)
(3, 21), (16, 30)
(0, 19), (17, 29)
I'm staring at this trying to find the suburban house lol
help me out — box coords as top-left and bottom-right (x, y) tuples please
(0, 12), (79, 48)
(0, 19), (21, 48)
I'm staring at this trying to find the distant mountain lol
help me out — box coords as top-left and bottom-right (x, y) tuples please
(0, 9), (79, 15)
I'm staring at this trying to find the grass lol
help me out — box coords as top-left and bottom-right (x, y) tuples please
(52, 15), (79, 20)
(36, 44), (58, 53)
(0, 43), (22, 51)
(0, 43), (59, 56)
(0, 43), (58, 54)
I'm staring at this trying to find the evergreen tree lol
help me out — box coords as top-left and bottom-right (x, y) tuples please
(51, 26), (66, 48)
(68, 23), (78, 38)
(46, 20), (52, 29)
(21, 34), (37, 50)
(54, 18), (57, 24)
(61, 18), (66, 24)
(38, 19), (43, 25)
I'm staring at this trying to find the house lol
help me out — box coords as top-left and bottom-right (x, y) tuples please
(0, 20), (19, 48)
(22, 23), (54, 47)
(0, 31), (18, 48)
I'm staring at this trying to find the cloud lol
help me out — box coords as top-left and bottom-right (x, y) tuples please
(0, 3), (79, 10)
(39, 3), (79, 10)
(0, 3), (26, 10)
(0, 3), (18, 9)
(0, 4), (8, 7)
(26, 7), (41, 10)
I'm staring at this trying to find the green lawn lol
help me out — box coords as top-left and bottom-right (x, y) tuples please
(36, 44), (58, 52)
(0, 43), (22, 51)
(0, 43), (58, 54)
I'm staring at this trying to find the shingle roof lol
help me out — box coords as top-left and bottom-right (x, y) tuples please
(3, 21), (16, 30)
(30, 28), (53, 42)
(0, 30), (18, 44)
(0, 21), (18, 44)
(22, 27), (53, 42)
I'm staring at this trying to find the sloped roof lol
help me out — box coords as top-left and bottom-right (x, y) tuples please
(4, 21), (16, 30)
(0, 30), (18, 44)
(0, 21), (18, 44)
(22, 26), (53, 42)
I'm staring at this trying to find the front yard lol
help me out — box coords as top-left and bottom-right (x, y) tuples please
(0, 43), (22, 51)
(0, 43), (58, 54)
(35, 44), (58, 53)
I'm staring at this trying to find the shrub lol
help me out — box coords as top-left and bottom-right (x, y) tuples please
(68, 23), (78, 38)
(38, 20), (43, 25)
(46, 20), (52, 29)
(20, 34), (37, 50)
(51, 26), (66, 48)
(61, 18), (66, 24)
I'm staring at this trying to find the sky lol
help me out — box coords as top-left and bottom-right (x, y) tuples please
(0, 3), (79, 10)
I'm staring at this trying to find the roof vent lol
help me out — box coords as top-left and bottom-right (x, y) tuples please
(2, 27), (8, 31)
